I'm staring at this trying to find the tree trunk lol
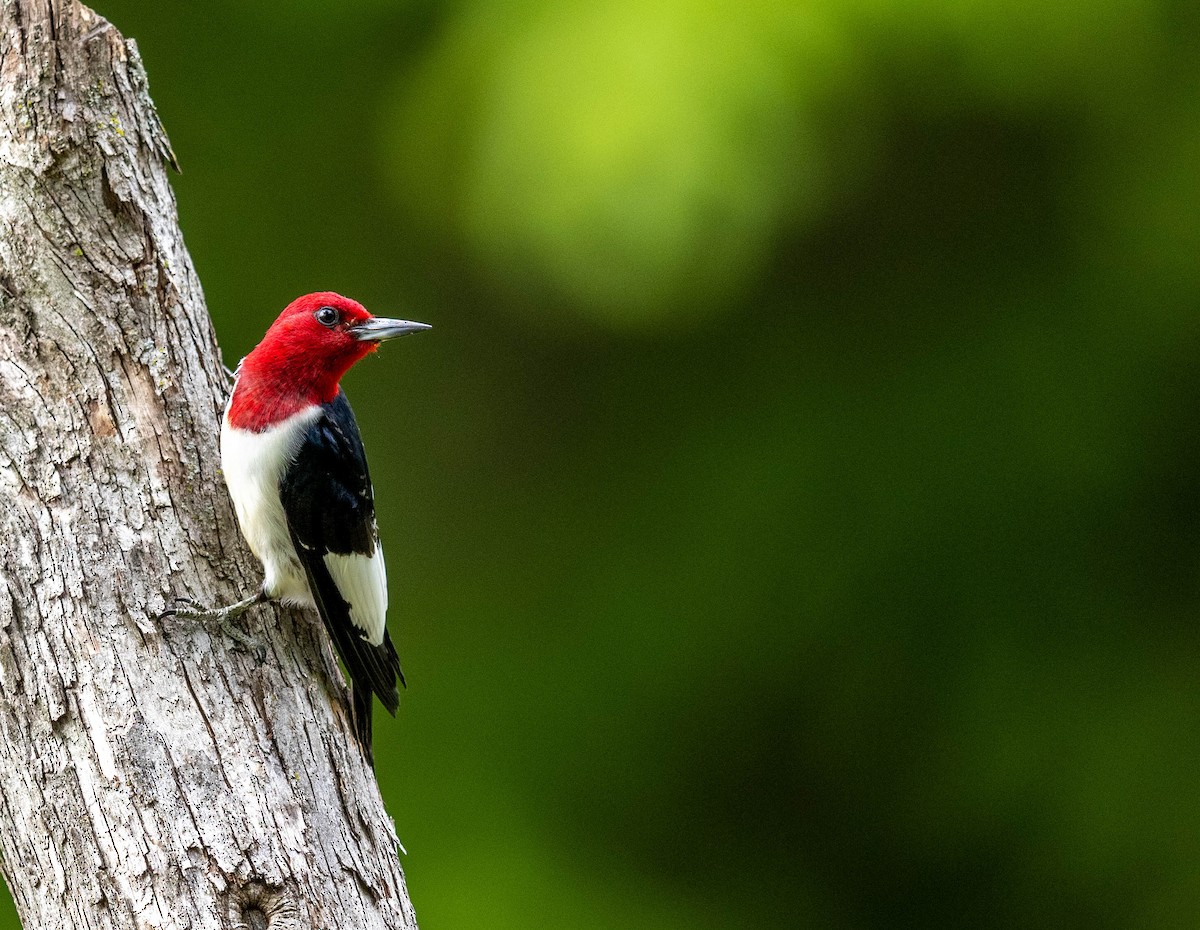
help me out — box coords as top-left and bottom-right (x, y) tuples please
(0, 3), (418, 928)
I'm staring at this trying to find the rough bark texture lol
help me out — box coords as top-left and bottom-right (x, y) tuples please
(0, 3), (418, 928)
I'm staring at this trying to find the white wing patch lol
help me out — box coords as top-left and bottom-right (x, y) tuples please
(323, 546), (388, 645)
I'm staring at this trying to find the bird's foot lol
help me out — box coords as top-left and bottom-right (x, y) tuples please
(160, 590), (264, 624)
(159, 590), (267, 655)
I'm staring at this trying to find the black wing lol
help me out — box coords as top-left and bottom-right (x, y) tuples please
(278, 389), (404, 766)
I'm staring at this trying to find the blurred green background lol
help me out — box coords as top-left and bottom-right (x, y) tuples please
(6, 0), (1200, 927)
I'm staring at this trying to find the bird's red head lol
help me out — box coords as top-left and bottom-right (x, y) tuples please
(227, 292), (430, 432)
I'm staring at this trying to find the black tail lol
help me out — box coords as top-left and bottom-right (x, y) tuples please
(348, 634), (405, 768)
(304, 574), (404, 765)
(352, 683), (375, 768)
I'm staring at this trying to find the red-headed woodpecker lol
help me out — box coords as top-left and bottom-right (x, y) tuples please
(166, 292), (430, 765)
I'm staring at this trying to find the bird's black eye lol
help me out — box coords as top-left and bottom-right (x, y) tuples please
(315, 306), (340, 327)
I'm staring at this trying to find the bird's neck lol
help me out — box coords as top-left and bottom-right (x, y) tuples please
(226, 351), (346, 433)
(226, 327), (377, 432)
(226, 372), (328, 433)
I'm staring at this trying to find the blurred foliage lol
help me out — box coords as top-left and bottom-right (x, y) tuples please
(385, 0), (861, 328)
(4, 0), (1200, 928)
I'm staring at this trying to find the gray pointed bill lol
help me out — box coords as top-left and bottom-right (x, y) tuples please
(352, 317), (433, 342)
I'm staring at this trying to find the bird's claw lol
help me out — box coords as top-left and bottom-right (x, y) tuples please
(224, 625), (267, 661)
(159, 595), (205, 619)
(157, 591), (265, 656)
(160, 597), (223, 623)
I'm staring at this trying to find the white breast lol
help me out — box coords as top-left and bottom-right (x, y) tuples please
(220, 406), (321, 606)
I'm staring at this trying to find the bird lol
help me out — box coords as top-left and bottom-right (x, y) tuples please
(165, 292), (431, 766)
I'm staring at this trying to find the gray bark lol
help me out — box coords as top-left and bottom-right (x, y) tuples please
(0, 2), (418, 928)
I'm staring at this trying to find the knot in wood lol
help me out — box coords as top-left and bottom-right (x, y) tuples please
(232, 880), (300, 930)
